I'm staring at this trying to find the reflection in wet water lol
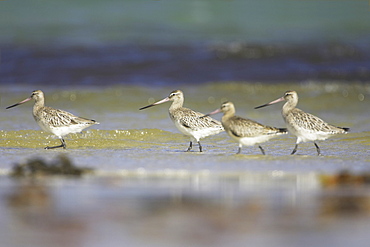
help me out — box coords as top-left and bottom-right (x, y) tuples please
(2, 170), (370, 247)
(6, 182), (89, 247)
(319, 170), (370, 219)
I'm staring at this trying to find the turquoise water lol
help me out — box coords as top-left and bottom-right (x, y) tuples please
(2, 1), (370, 84)
(1, 0), (370, 45)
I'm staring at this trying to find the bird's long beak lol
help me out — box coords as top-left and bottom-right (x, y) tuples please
(139, 97), (170, 110)
(254, 96), (285, 109)
(200, 108), (222, 118)
(6, 97), (32, 109)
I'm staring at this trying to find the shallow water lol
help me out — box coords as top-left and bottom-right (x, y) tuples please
(0, 82), (369, 247)
(2, 171), (370, 247)
(1, 82), (368, 157)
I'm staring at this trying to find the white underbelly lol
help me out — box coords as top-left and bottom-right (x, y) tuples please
(173, 120), (222, 141)
(287, 125), (331, 143)
(38, 122), (89, 138)
(227, 131), (277, 147)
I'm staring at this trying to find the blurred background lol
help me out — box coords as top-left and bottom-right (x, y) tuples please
(1, 0), (370, 86)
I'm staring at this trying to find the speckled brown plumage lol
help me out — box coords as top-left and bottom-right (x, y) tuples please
(6, 90), (99, 149)
(255, 90), (349, 155)
(140, 90), (224, 152)
(209, 101), (287, 155)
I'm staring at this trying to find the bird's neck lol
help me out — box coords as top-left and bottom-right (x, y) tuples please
(282, 100), (297, 116)
(169, 99), (183, 111)
(33, 99), (45, 115)
(221, 110), (235, 123)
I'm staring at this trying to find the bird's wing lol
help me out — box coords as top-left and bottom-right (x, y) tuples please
(289, 109), (337, 133)
(175, 108), (223, 131)
(41, 107), (84, 127)
(227, 116), (278, 137)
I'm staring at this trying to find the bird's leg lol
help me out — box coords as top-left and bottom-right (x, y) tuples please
(314, 142), (321, 156)
(258, 145), (266, 155)
(291, 144), (298, 155)
(45, 138), (66, 150)
(61, 138), (67, 149)
(198, 141), (203, 152)
(236, 144), (242, 154)
(186, 141), (193, 152)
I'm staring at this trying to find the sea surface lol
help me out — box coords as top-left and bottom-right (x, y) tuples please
(1, 1), (370, 247)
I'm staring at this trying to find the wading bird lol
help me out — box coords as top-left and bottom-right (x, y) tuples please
(139, 90), (224, 152)
(205, 101), (287, 155)
(255, 90), (349, 155)
(6, 90), (99, 149)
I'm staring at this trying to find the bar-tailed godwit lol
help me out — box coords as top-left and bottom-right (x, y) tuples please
(205, 101), (287, 155)
(6, 90), (99, 149)
(139, 90), (224, 152)
(255, 90), (349, 155)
